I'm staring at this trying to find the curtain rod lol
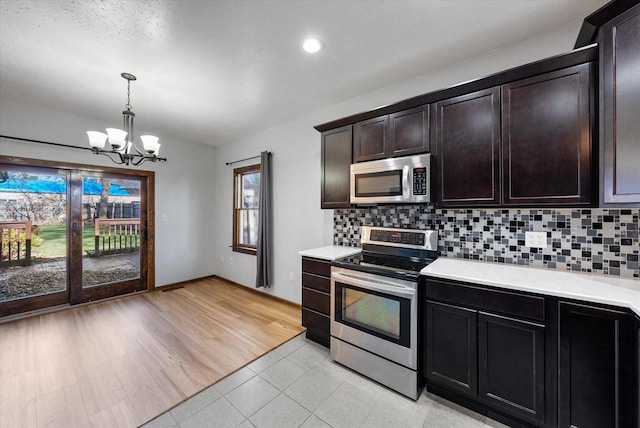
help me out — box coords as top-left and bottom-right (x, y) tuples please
(0, 135), (94, 152)
(225, 152), (271, 166)
(2, 135), (269, 166)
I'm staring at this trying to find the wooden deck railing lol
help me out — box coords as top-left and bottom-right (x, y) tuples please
(0, 220), (32, 266)
(93, 218), (140, 256)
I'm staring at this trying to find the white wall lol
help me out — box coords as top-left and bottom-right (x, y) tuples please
(211, 119), (335, 303)
(0, 99), (217, 287)
(212, 18), (587, 304)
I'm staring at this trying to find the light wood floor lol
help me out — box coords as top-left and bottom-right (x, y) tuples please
(0, 277), (305, 428)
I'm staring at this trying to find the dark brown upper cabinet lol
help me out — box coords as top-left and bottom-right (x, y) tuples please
(354, 106), (429, 162)
(388, 106), (430, 157)
(435, 64), (593, 208)
(502, 63), (592, 206)
(600, 5), (640, 206)
(315, 45), (599, 209)
(321, 125), (352, 209)
(354, 116), (388, 162)
(433, 87), (501, 206)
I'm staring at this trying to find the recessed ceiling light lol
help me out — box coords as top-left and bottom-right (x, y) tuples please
(302, 38), (322, 53)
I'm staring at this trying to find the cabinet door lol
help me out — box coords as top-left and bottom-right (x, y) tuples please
(388, 106), (430, 157)
(321, 125), (352, 209)
(434, 87), (501, 206)
(478, 313), (545, 424)
(425, 301), (478, 396)
(502, 64), (592, 206)
(601, 5), (640, 205)
(559, 302), (635, 428)
(354, 116), (388, 162)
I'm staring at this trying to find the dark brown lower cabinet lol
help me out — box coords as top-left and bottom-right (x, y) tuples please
(425, 301), (478, 396)
(425, 301), (547, 425)
(424, 278), (551, 427)
(301, 257), (331, 347)
(424, 278), (640, 428)
(558, 302), (635, 428)
(479, 313), (545, 424)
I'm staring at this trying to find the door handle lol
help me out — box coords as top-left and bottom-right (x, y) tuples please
(331, 272), (416, 297)
(72, 222), (78, 232)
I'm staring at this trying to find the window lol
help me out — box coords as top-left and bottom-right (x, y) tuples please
(233, 164), (260, 254)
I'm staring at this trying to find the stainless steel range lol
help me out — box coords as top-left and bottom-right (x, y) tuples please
(330, 226), (438, 400)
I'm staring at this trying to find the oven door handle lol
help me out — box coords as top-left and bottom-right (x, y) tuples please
(332, 272), (415, 298)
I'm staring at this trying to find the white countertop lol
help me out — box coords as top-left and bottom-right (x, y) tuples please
(421, 258), (640, 317)
(299, 245), (362, 261)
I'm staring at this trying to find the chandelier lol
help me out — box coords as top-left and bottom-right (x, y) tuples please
(86, 73), (166, 166)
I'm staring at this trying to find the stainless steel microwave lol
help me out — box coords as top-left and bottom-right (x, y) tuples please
(350, 154), (431, 204)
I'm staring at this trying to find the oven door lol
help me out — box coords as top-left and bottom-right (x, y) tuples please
(330, 267), (418, 369)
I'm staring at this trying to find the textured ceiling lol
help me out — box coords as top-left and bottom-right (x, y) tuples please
(0, 0), (607, 147)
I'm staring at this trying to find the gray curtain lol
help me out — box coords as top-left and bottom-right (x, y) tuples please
(256, 151), (272, 288)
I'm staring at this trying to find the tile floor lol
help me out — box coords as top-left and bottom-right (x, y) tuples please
(142, 333), (508, 428)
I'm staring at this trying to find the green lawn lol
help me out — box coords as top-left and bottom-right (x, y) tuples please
(36, 224), (95, 258)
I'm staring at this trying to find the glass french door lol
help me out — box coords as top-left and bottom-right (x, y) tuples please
(0, 165), (70, 315)
(0, 163), (149, 316)
(68, 171), (147, 304)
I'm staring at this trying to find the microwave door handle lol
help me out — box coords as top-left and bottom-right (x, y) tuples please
(332, 272), (415, 298)
(403, 165), (411, 198)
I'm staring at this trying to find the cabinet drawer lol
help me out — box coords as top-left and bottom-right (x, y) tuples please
(302, 273), (330, 293)
(302, 308), (330, 340)
(425, 279), (545, 322)
(303, 287), (330, 315)
(302, 257), (331, 278)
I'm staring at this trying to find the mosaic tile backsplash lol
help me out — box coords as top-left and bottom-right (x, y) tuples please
(334, 206), (640, 279)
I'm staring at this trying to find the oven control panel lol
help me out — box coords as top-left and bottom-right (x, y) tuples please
(370, 229), (425, 246)
(363, 226), (438, 251)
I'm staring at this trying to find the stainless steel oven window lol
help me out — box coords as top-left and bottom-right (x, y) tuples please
(334, 281), (412, 348)
(343, 287), (401, 339)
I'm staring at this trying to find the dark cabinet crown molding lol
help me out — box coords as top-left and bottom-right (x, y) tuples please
(314, 45), (597, 133)
(574, 0), (640, 48)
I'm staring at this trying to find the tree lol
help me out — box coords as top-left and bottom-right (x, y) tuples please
(98, 179), (111, 218)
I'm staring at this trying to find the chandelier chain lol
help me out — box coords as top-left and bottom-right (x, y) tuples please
(126, 79), (132, 111)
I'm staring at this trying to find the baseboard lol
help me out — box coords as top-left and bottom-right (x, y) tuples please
(211, 275), (301, 310)
(154, 275), (216, 291)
